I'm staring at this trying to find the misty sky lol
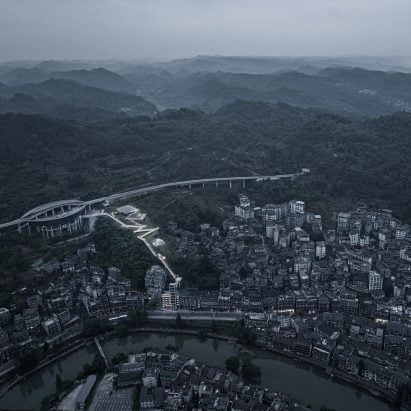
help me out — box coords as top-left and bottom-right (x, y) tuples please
(0, 0), (410, 61)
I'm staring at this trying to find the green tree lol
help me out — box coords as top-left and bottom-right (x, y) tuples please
(357, 359), (365, 376)
(395, 382), (411, 408)
(92, 219), (157, 290)
(40, 394), (55, 411)
(234, 321), (257, 345)
(55, 374), (70, 394)
(198, 329), (208, 340)
(225, 356), (240, 373)
(55, 374), (63, 392)
(83, 318), (112, 337)
(210, 320), (218, 333)
(81, 354), (106, 377)
(18, 349), (41, 373)
(165, 344), (179, 352)
(133, 385), (141, 411)
(175, 313), (185, 329)
(127, 310), (147, 328)
(241, 359), (261, 383)
(111, 353), (127, 366)
(117, 324), (129, 337)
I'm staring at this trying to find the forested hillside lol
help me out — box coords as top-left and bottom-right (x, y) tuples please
(0, 78), (157, 118)
(2, 60), (411, 117)
(123, 67), (411, 116)
(1, 101), (410, 223)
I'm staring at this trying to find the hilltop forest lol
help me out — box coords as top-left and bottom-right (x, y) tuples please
(0, 57), (411, 226)
(0, 100), (411, 225)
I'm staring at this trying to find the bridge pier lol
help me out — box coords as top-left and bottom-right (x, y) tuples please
(0, 173), (305, 237)
(189, 184), (191, 190)
(94, 337), (109, 368)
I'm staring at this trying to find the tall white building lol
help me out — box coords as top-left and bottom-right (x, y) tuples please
(169, 281), (180, 310)
(235, 205), (254, 220)
(289, 200), (305, 215)
(315, 241), (326, 259)
(337, 212), (351, 231)
(238, 194), (250, 208)
(368, 270), (383, 291)
(266, 222), (274, 238)
(0, 308), (10, 326)
(349, 231), (359, 246)
(396, 226), (408, 240)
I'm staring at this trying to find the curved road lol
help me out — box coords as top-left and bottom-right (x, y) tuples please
(85, 173), (301, 206)
(0, 172), (306, 230)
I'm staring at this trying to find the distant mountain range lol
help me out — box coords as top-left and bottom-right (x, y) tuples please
(0, 78), (157, 119)
(147, 55), (411, 74)
(1, 57), (411, 224)
(0, 67), (132, 91)
(123, 66), (411, 116)
(1, 56), (411, 118)
(3, 55), (411, 74)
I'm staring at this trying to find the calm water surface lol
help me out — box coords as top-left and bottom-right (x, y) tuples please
(0, 333), (394, 411)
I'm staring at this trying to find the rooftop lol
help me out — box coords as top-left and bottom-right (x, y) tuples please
(76, 374), (97, 404)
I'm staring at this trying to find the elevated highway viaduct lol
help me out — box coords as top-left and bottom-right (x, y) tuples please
(0, 171), (308, 235)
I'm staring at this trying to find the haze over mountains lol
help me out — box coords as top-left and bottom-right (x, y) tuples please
(1, 56), (411, 118)
(1, 55), (411, 225)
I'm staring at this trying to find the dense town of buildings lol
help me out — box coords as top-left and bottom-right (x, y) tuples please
(122, 349), (305, 411)
(163, 195), (411, 398)
(0, 194), (410, 407)
(57, 350), (305, 411)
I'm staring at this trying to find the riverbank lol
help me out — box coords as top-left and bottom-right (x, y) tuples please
(124, 326), (399, 407)
(0, 330), (398, 411)
(257, 344), (397, 405)
(0, 340), (87, 398)
(99, 326), (238, 344)
(0, 326), (236, 400)
(128, 327), (398, 406)
(0, 325), (401, 410)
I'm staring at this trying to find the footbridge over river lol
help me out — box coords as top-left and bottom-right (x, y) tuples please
(94, 337), (109, 368)
(0, 170), (309, 234)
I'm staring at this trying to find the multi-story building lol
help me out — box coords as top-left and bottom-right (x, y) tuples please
(368, 270), (383, 291)
(315, 241), (326, 259)
(23, 308), (40, 329)
(349, 231), (359, 246)
(289, 200), (305, 215)
(169, 282), (180, 310)
(337, 212), (351, 231)
(145, 266), (167, 301)
(235, 204), (254, 220)
(126, 291), (144, 311)
(0, 308), (10, 326)
(42, 317), (61, 339)
(395, 226), (408, 240)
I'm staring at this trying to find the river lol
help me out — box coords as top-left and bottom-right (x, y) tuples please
(0, 332), (394, 411)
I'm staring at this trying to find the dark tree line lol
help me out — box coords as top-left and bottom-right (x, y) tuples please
(92, 218), (157, 290)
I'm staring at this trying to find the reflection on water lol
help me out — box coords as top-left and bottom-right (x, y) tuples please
(0, 333), (395, 411)
(174, 334), (186, 350)
(212, 338), (220, 352)
(0, 345), (96, 410)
